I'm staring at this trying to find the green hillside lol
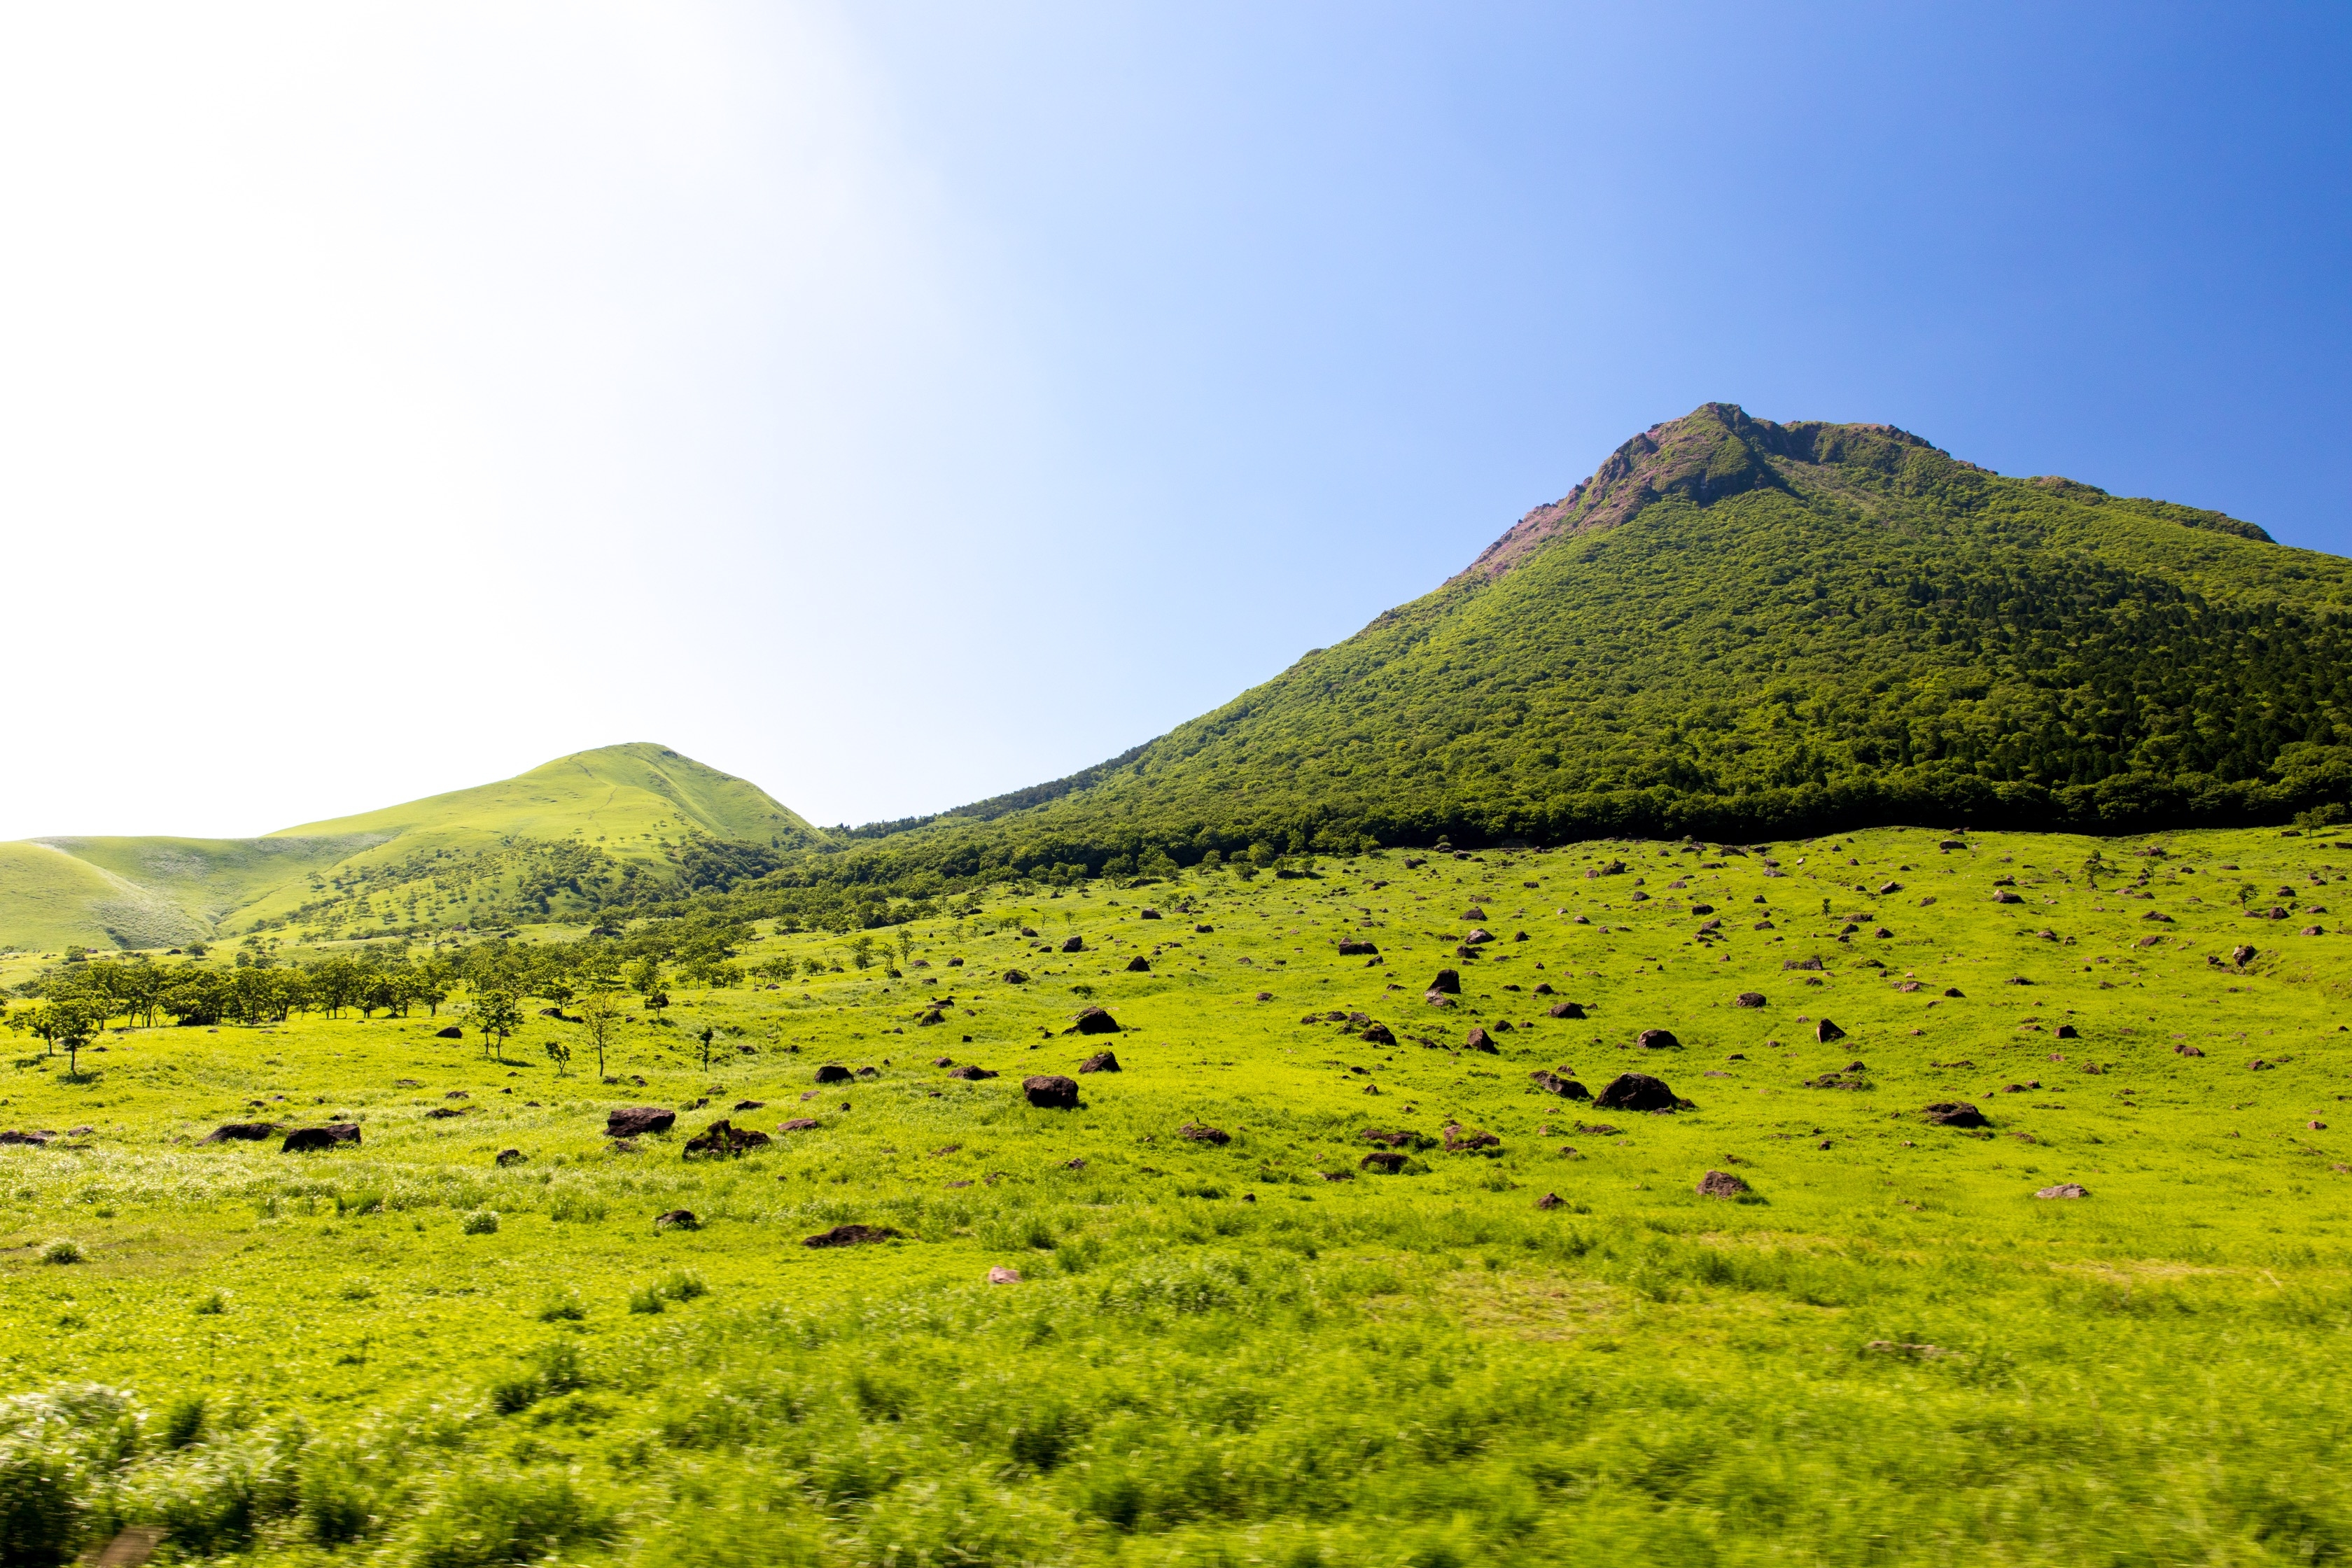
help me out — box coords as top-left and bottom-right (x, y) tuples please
(0, 744), (822, 952)
(830, 404), (2352, 882)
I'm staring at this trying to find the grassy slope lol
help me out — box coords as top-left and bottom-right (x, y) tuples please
(0, 744), (821, 952)
(6, 824), (2351, 1563)
(852, 407), (2352, 874)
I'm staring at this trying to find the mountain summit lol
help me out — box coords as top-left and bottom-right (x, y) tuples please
(849, 403), (2349, 874)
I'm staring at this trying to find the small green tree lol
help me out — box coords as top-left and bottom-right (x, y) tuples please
(698, 1026), (716, 1075)
(545, 1040), (572, 1078)
(626, 956), (662, 1000)
(468, 989), (524, 1062)
(848, 935), (875, 971)
(579, 989), (622, 1079)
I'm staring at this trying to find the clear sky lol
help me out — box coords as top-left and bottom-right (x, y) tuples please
(1, 3), (2345, 840)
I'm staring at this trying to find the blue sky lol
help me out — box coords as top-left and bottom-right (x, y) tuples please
(0, 3), (2344, 837)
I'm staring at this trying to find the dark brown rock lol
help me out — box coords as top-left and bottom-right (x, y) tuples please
(434, 1026), (463, 1039)
(2054, 1024), (2078, 1040)
(201, 1123), (276, 1144)
(654, 1209), (699, 1231)
(1125, 956), (1151, 972)
(495, 1147), (526, 1166)
(1079, 1050), (1121, 1073)
(683, 1119), (773, 1158)
(1179, 1123), (1231, 1145)
(1924, 1101), (1989, 1128)
(1815, 1018), (1847, 1043)
(1359, 1150), (1410, 1174)
(1068, 1006), (1121, 1035)
(918, 1009), (946, 1026)
(1023, 1074), (1080, 1109)
(1696, 1169), (1751, 1198)
(778, 1117), (820, 1132)
(1139, 908), (1161, 920)
(1464, 1026), (1499, 1054)
(1060, 935), (1085, 953)
(2035, 1182), (2090, 1199)
(1535, 1191), (1565, 1210)
(1360, 1128), (1431, 1149)
(1443, 1123), (1502, 1154)
(1530, 1070), (1590, 1100)
(1594, 1072), (1681, 1112)
(1637, 1028), (1681, 1050)
(814, 1063), (854, 1084)
(2232, 944), (2257, 966)
(281, 1124), (360, 1153)
(1547, 1000), (1586, 1019)
(946, 1063), (998, 1080)
(1429, 968), (1462, 995)
(1783, 956), (1823, 972)
(1337, 939), (1379, 955)
(1002, 969), (1030, 984)
(1733, 991), (1766, 1008)
(606, 1107), (676, 1138)
(1359, 1022), (1396, 1046)
(803, 1223), (899, 1247)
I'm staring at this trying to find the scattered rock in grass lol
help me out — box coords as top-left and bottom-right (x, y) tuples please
(1180, 1123), (1232, 1145)
(1924, 1101), (1989, 1128)
(1464, 1026), (1499, 1053)
(1337, 939), (1378, 955)
(495, 1148), (526, 1166)
(647, 1210), (699, 1233)
(1536, 1192), (1565, 1210)
(1003, 969), (1030, 985)
(2174, 1043), (2205, 1056)
(988, 1266), (1023, 1284)
(855, 1066), (880, 1079)
(1595, 1072), (1683, 1112)
(2248, 1058), (2276, 1071)
(1784, 956), (1823, 972)
(1362, 1128), (1434, 1149)
(201, 1123), (276, 1144)
(1359, 1022), (1397, 1046)
(2034, 1183), (2089, 1200)
(1079, 1051), (1121, 1073)
(1428, 968), (1462, 995)
(1992, 889), (2023, 904)
(1945, 986), (1965, 998)
(918, 1009), (946, 1026)
(932, 1056), (954, 1068)
(778, 1118), (820, 1132)
(1125, 957), (1151, 972)
(814, 1063), (853, 1084)
(1815, 1018), (1847, 1043)
(2232, 945), (2258, 966)
(1359, 1151), (1410, 1174)
(1256, 990), (1275, 1002)
(1530, 1070), (1590, 1099)
(1696, 1169), (1751, 1198)
(1067, 1006), (1121, 1035)
(1023, 1074), (1081, 1109)
(1547, 1000), (1586, 1019)
(1139, 908), (1161, 920)
(804, 1224), (899, 1248)
(1734, 991), (1767, 1008)
(1637, 1028), (1681, 1050)
(1462, 906), (1488, 920)
(425, 1107), (466, 1119)
(683, 1119), (772, 1158)
(607, 1107), (677, 1139)
(434, 1026), (462, 1039)
(1060, 936), (1085, 953)
(733, 1100), (766, 1111)
(2310, 1120), (2328, 1131)
(281, 1124), (360, 1153)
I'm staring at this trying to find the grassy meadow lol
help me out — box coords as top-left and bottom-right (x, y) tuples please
(6, 825), (2352, 1566)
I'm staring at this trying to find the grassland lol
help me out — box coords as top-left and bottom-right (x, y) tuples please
(6, 823), (2352, 1566)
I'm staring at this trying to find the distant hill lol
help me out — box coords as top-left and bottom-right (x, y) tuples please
(0, 743), (821, 952)
(834, 403), (2352, 879)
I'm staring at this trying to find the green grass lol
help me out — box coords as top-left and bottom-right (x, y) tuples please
(6, 823), (2352, 1564)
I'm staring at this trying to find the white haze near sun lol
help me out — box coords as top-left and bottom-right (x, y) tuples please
(0, 3), (1100, 839)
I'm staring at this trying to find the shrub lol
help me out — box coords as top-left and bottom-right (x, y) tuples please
(192, 1290), (227, 1317)
(536, 1292), (586, 1322)
(39, 1240), (83, 1266)
(655, 1271), (707, 1303)
(407, 1470), (615, 1568)
(628, 1287), (665, 1315)
(159, 1392), (206, 1450)
(461, 1210), (499, 1236)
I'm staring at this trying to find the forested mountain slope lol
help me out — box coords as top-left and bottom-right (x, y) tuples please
(832, 403), (2352, 881)
(1, 744), (822, 951)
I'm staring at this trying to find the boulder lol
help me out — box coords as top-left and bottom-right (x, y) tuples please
(1637, 1028), (1681, 1050)
(1125, 957), (1151, 972)
(1336, 939), (1379, 956)
(777, 1118), (820, 1132)
(1139, 908), (1162, 920)
(1462, 928), (1495, 947)
(1464, 1026), (1499, 1054)
(1060, 936), (1085, 953)
(1003, 969), (1031, 985)
(1594, 1072), (1681, 1112)
(734, 1099), (766, 1111)
(1023, 1074), (1081, 1109)
(606, 1107), (676, 1139)
(2034, 1183), (2089, 1200)
(2232, 944), (2258, 966)
(201, 1123), (276, 1144)
(1783, 956), (1823, 972)
(1462, 906), (1488, 920)
(1733, 991), (1766, 1008)
(1194, 923), (1214, 934)
(1179, 1123), (1231, 1145)
(1696, 1169), (1751, 1198)
(2054, 1024), (2079, 1040)
(1068, 1006), (1122, 1035)
(683, 1119), (773, 1158)
(434, 1026), (463, 1039)
(946, 1063), (998, 1080)
(1535, 1192), (1566, 1210)
(855, 1066), (880, 1079)
(1530, 1070), (1590, 1100)
(1359, 1150), (1410, 1174)
(932, 1056), (954, 1068)
(1443, 1123), (1502, 1154)
(1547, 1000), (1586, 1020)
(1533, 982), (1555, 995)
(1359, 1023), (1396, 1046)
(814, 1063), (854, 1084)
(281, 1124), (360, 1153)
(1815, 1018), (1847, 1043)
(653, 1209), (700, 1231)
(495, 1148), (526, 1166)
(1923, 1101), (1989, 1128)
(1079, 1051), (1121, 1073)
(1428, 968), (1462, 995)
(987, 1266), (1023, 1284)
(1361, 1128), (1432, 1149)
(918, 1009), (946, 1026)
(803, 1223), (899, 1247)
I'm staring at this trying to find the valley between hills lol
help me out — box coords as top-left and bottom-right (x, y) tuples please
(6, 405), (2352, 1567)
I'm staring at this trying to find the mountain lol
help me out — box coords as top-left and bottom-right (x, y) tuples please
(835, 403), (2352, 879)
(0, 743), (820, 953)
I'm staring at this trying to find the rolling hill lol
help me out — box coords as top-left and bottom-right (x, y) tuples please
(827, 402), (2352, 883)
(0, 743), (820, 953)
